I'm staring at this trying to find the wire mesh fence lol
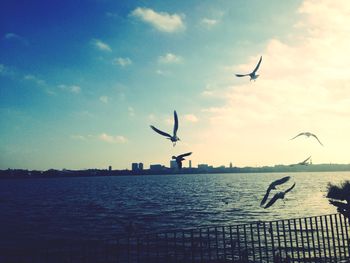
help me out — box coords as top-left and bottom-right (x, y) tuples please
(1, 213), (349, 262)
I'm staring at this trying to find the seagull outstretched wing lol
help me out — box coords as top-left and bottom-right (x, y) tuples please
(264, 183), (295, 209)
(290, 132), (305, 140)
(173, 110), (178, 136)
(252, 56), (262, 74)
(177, 152), (192, 159)
(150, 125), (172, 138)
(260, 188), (272, 206)
(299, 156), (311, 165)
(284, 183), (296, 194)
(311, 134), (323, 146)
(264, 192), (282, 209)
(235, 74), (249, 77)
(271, 176), (290, 188)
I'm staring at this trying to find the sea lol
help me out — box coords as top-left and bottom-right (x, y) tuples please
(0, 171), (348, 248)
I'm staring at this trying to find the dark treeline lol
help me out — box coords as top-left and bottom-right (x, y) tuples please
(1, 163), (350, 179)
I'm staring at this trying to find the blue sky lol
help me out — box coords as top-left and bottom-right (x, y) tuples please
(2, 0), (349, 170)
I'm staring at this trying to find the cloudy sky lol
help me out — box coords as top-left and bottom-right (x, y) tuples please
(1, 0), (349, 170)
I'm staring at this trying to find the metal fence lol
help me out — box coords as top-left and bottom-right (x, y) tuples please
(1, 213), (349, 263)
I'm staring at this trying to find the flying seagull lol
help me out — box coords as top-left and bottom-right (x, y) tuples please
(289, 156), (312, 167)
(260, 176), (291, 207)
(298, 156), (312, 165)
(150, 110), (180, 146)
(172, 152), (192, 169)
(235, 56), (262, 81)
(290, 132), (323, 146)
(264, 183), (296, 209)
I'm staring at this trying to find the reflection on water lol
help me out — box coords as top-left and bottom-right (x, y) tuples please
(0, 171), (348, 246)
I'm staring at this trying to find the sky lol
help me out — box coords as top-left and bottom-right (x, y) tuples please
(1, 0), (350, 170)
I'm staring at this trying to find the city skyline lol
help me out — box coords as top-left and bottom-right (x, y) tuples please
(1, 0), (350, 170)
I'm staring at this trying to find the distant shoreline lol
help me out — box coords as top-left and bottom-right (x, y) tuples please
(1, 163), (350, 179)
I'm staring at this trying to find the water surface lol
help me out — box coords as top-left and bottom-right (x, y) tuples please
(0, 172), (348, 247)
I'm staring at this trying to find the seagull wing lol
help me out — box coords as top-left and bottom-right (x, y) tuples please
(235, 74), (249, 77)
(311, 134), (323, 146)
(290, 132), (305, 140)
(300, 156), (311, 164)
(173, 110), (178, 136)
(264, 193), (281, 209)
(252, 56), (262, 74)
(150, 125), (172, 138)
(271, 176), (291, 188)
(177, 152), (192, 159)
(284, 183), (296, 194)
(260, 187), (272, 206)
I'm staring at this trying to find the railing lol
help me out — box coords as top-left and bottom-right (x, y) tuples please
(1, 213), (349, 262)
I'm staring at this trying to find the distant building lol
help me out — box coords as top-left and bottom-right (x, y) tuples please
(108, 166), (112, 171)
(170, 160), (177, 169)
(131, 163), (138, 171)
(230, 162), (233, 168)
(150, 164), (163, 171)
(138, 163), (144, 170)
(189, 160), (192, 168)
(198, 164), (209, 169)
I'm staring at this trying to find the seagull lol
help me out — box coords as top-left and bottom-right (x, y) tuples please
(289, 156), (312, 167)
(172, 152), (192, 169)
(260, 176), (291, 207)
(298, 156), (312, 165)
(290, 132), (323, 146)
(264, 183), (296, 209)
(150, 110), (180, 146)
(235, 56), (262, 81)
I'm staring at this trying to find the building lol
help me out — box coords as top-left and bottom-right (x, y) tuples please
(230, 162), (233, 168)
(170, 160), (177, 169)
(138, 163), (144, 170)
(198, 164), (209, 169)
(108, 166), (112, 171)
(150, 164), (164, 171)
(189, 160), (192, 168)
(131, 163), (138, 171)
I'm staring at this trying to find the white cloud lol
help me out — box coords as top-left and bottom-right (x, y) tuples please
(155, 69), (171, 76)
(3, 33), (28, 45)
(193, 0), (350, 166)
(131, 7), (185, 33)
(200, 18), (218, 28)
(92, 39), (112, 52)
(158, 53), (183, 64)
(184, 114), (199, 123)
(24, 74), (46, 86)
(201, 90), (214, 97)
(58, 84), (81, 94)
(99, 133), (127, 144)
(71, 133), (128, 144)
(70, 85), (81, 94)
(113, 57), (132, 67)
(99, 96), (109, 104)
(128, 106), (135, 117)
